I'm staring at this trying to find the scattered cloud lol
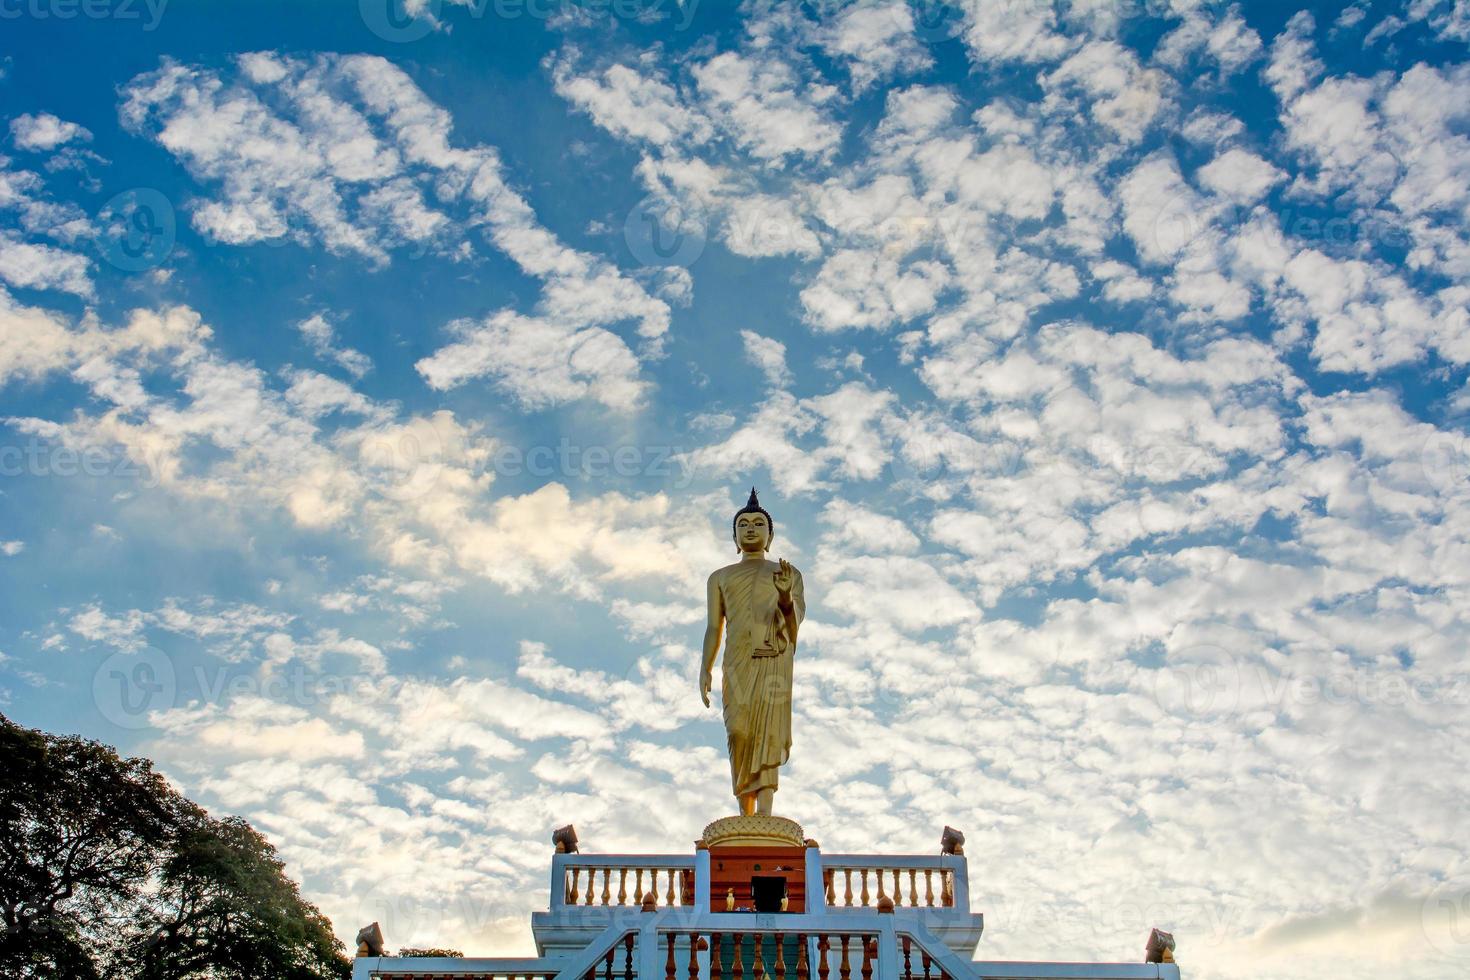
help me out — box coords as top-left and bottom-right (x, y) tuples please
(9, 113), (92, 152)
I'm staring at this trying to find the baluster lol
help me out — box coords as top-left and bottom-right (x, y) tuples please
(584, 963), (598, 980)
(941, 871), (953, 908)
(666, 932), (677, 980)
(689, 933), (701, 980)
(584, 868), (595, 906)
(605, 946), (616, 980)
(860, 936), (874, 980)
(635, 868), (645, 905)
(924, 869), (935, 907)
(569, 867), (581, 905)
(732, 933), (744, 980)
(824, 869), (835, 906)
(775, 931), (787, 980)
(876, 870), (886, 904)
(891, 870), (902, 906)
(921, 950), (933, 980)
(838, 935), (851, 980)
(907, 869), (919, 907)
(666, 869), (676, 906)
(618, 868), (628, 905)
(625, 933), (636, 980)
(711, 933), (723, 980)
(901, 936), (912, 980)
(859, 870), (870, 907)
(601, 868), (611, 906)
(843, 869), (853, 907)
(752, 932), (765, 980)
(816, 937), (830, 980)
(796, 934), (809, 980)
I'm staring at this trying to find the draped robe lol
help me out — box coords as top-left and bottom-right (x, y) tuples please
(709, 558), (806, 797)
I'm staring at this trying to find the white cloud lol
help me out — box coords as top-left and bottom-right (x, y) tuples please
(957, 0), (1070, 64)
(1197, 148), (1286, 204)
(0, 291), (206, 388)
(818, 499), (919, 555)
(68, 604), (147, 650)
(1155, 5), (1264, 78)
(1181, 108), (1245, 146)
(693, 51), (841, 164)
(1118, 153), (1203, 266)
(297, 313), (372, 379)
(551, 58), (711, 150)
(0, 235), (92, 297)
(9, 113), (92, 151)
(1407, 0), (1470, 41)
(1277, 249), (1465, 374)
(815, 0), (932, 93)
(723, 193), (821, 258)
(801, 251), (950, 332)
(121, 53), (671, 389)
(1045, 40), (1170, 144)
(739, 329), (792, 388)
(1093, 259), (1154, 303)
(822, 552), (981, 631)
(416, 311), (647, 412)
(1265, 11), (1324, 102)
(0, 540), (23, 556)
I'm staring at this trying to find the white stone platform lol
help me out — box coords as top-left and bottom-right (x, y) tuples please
(351, 829), (1181, 980)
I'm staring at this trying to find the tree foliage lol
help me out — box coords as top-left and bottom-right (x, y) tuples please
(0, 713), (350, 980)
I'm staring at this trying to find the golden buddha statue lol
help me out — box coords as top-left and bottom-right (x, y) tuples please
(700, 488), (805, 817)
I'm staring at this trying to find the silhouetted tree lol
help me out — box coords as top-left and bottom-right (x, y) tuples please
(0, 713), (350, 980)
(0, 713), (180, 977)
(133, 815), (348, 980)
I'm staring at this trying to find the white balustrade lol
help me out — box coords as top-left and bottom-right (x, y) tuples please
(817, 856), (965, 910)
(554, 855), (698, 910)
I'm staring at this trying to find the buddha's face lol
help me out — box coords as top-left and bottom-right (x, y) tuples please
(735, 512), (771, 553)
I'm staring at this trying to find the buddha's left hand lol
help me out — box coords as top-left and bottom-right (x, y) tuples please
(772, 558), (794, 605)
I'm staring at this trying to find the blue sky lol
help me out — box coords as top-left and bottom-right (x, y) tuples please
(3, 0), (1470, 976)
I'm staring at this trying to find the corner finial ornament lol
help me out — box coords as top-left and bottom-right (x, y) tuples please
(1145, 928), (1176, 964)
(356, 922), (385, 957)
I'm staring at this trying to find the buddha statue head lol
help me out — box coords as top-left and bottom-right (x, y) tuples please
(732, 487), (774, 554)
